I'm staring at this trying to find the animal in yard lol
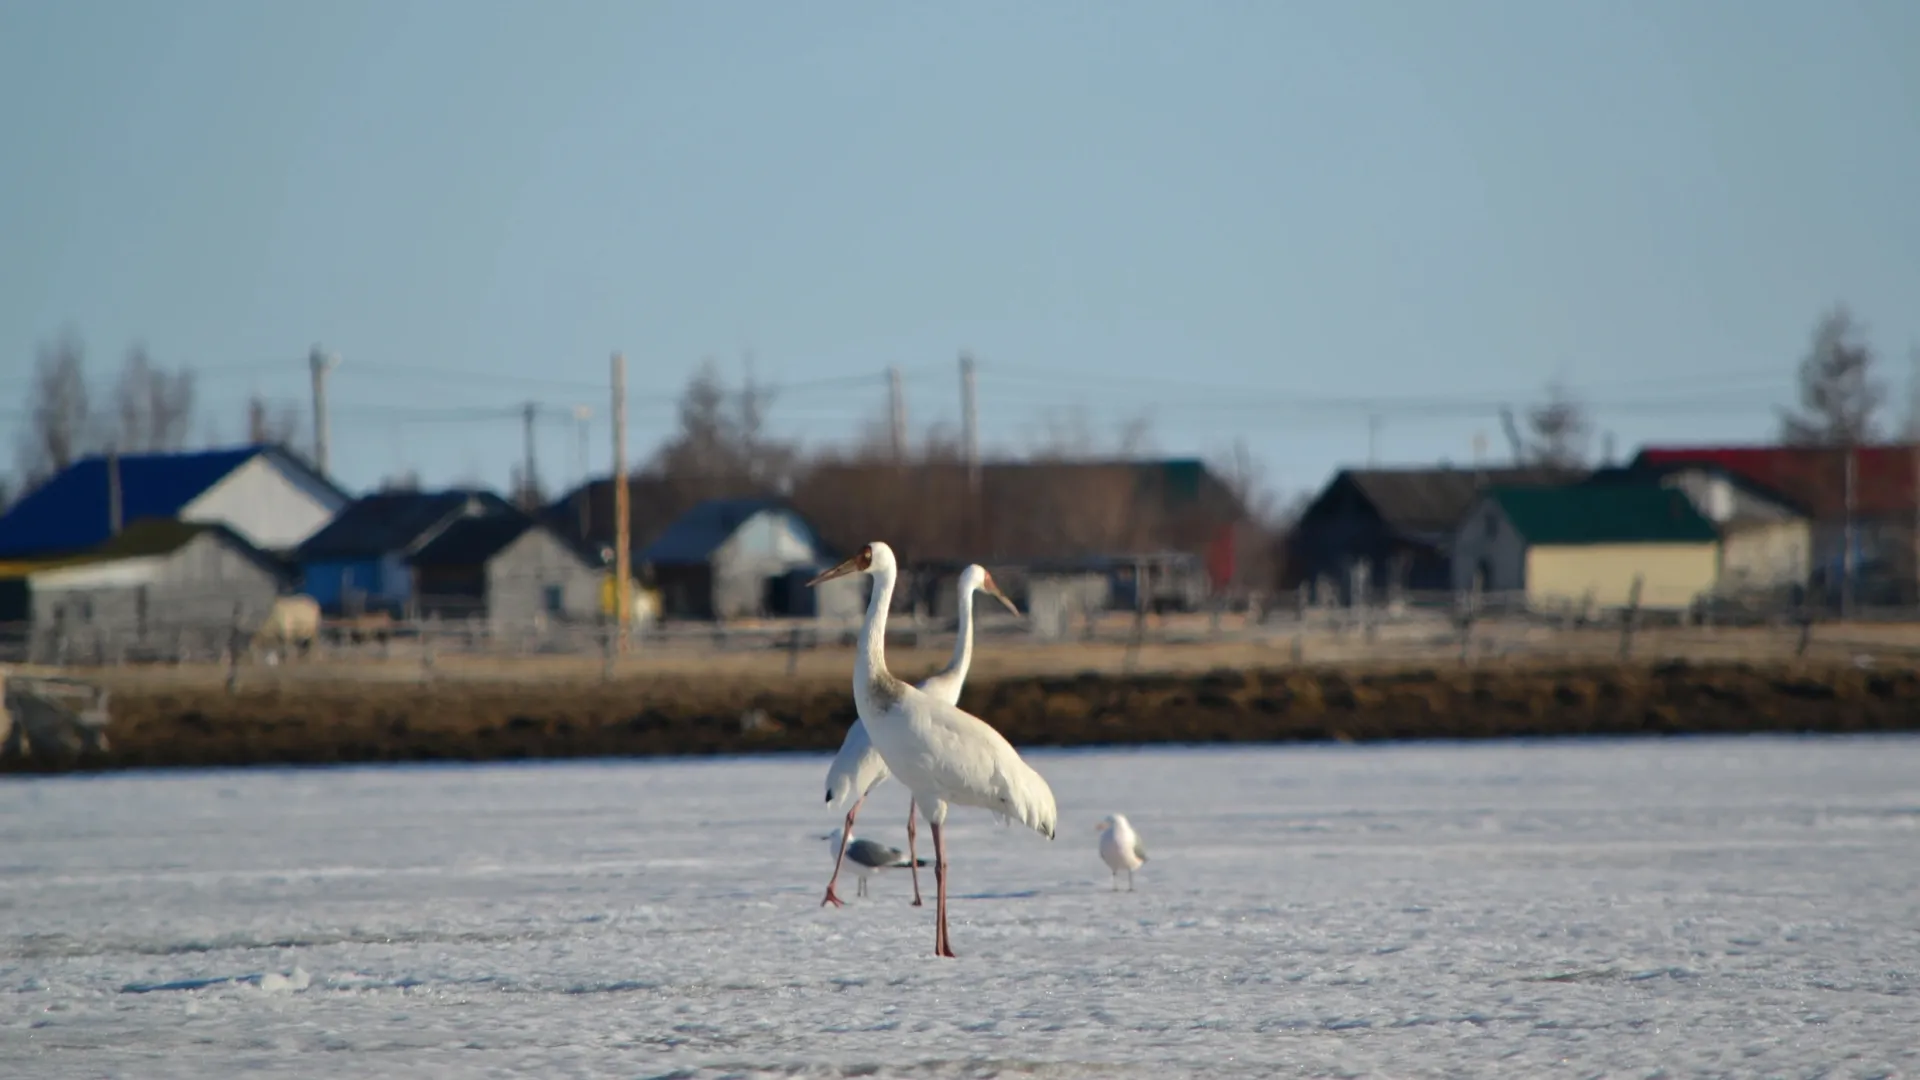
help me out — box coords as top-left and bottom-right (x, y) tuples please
(822, 833), (931, 899)
(809, 541), (1057, 958)
(821, 563), (1019, 909)
(252, 595), (321, 659)
(1096, 813), (1148, 891)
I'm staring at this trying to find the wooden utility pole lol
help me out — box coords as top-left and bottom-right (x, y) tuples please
(888, 365), (907, 462)
(612, 353), (631, 653)
(308, 346), (337, 475)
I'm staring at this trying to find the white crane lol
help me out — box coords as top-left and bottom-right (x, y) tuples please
(809, 541), (1057, 958)
(1096, 813), (1148, 891)
(820, 564), (1018, 908)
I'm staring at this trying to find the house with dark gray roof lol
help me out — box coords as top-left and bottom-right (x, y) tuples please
(408, 509), (606, 633)
(1288, 465), (1587, 601)
(0, 444), (349, 560)
(0, 518), (293, 662)
(638, 497), (862, 621)
(295, 489), (516, 615)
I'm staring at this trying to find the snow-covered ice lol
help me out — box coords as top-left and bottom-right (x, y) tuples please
(3, 735), (1918, 1078)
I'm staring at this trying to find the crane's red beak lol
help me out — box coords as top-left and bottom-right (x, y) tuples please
(981, 573), (1019, 615)
(807, 556), (861, 588)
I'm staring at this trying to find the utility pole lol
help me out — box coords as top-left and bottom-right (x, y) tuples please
(520, 401), (540, 508)
(612, 353), (631, 653)
(1843, 443), (1857, 620)
(573, 405), (592, 490)
(888, 365), (907, 462)
(960, 353), (979, 493)
(1910, 352), (1920, 606)
(308, 346), (337, 475)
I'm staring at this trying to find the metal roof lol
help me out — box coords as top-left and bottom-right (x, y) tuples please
(1487, 483), (1719, 546)
(297, 489), (515, 561)
(0, 445), (338, 559)
(638, 497), (808, 567)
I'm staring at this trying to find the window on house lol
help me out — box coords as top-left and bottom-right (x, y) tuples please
(543, 585), (564, 614)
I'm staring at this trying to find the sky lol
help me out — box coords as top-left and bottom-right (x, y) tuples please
(1, 1), (1916, 507)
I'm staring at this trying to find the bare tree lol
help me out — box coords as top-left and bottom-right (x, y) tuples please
(643, 358), (797, 498)
(1525, 379), (1591, 468)
(1780, 306), (1884, 446)
(245, 395), (303, 448)
(14, 332), (98, 487)
(508, 463), (547, 510)
(0, 477), (12, 513)
(111, 347), (195, 453)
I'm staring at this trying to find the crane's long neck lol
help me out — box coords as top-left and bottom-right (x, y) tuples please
(854, 563), (898, 716)
(942, 584), (977, 689)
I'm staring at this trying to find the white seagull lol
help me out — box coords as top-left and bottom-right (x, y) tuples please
(822, 832), (931, 899)
(809, 541), (1057, 958)
(1096, 813), (1148, 891)
(820, 564), (1018, 908)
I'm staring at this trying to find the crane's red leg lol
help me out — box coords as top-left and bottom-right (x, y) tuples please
(930, 819), (956, 958)
(821, 795), (863, 908)
(906, 801), (924, 906)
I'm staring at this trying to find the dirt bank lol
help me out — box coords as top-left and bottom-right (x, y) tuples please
(7, 660), (1918, 774)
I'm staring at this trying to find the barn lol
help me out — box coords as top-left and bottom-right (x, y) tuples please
(1451, 484), (1721, 613)
(637, 497), (863, 622)
(409, 511), (606, 635)
(0, 519), (290, 662)
(0, 444), (349, 559)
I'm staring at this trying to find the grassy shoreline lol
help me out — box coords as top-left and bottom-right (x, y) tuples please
(6, 657), (1917, 775)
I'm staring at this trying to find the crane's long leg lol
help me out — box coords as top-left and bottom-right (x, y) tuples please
(930, 819), (956, 958)
(821, 795), (864, 908)
(906, 801), (923, 907)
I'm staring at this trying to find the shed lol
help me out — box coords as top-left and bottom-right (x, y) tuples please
(1586, 463), (1811, 596)
(0, 444), (349, 559)
(1289, 466), (1587, 601)
(0, 518), (290, 662)
(297, 489), (515, 615)
(1451, 484), (1720, 612)
(637, 498), (862, 621)
(408, 511), (605, 634)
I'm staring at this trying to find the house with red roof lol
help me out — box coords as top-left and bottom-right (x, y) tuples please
(1633, 444), (1919, 603)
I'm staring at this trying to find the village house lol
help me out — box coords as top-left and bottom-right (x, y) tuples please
(408, 510), (606, 636)
(1287, 466), (1586, 602)
(0, 443), (349, 560)
(1451, 483), (1721, 614)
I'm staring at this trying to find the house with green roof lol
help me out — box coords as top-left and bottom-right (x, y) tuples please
(1450, 483), (1722, 612)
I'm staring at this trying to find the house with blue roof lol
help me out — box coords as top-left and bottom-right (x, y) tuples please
(638, 497), (861, 621)
(295, 488), (518, 615)
(0, 444), (350, 561)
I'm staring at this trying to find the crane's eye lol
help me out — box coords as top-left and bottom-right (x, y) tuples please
(858, 545), (873, 569)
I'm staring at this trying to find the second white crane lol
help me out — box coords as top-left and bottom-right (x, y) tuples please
(820, 563), (1018, 907)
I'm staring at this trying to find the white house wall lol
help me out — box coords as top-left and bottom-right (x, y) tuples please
(184, 455), (346, 552)
(711, 509), (835, 619)
(485, 528), (603, 636)
(29, 534), (283, 661)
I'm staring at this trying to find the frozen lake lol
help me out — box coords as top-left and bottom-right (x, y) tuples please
(3, 736), (1917, 1079)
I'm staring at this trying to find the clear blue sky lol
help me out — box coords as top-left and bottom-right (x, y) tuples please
(2, 1), (1916, 506)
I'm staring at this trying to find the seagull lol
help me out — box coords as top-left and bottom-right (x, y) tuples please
(810, 541), (1057, 958)
(822, 832), (931, 899)
(821, 564), (1018, 909)
(1096, 814), (1148, 891)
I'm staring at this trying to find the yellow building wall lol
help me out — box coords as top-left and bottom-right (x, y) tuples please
(1525, 543), (1719, 611)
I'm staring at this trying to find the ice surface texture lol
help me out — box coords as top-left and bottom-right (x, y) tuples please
(3, 736), (1918, 1078)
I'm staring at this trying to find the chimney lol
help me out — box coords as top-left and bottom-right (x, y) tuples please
(106, 449), (123, 537)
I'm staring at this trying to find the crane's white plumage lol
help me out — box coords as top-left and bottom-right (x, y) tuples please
(818, 564), (1017, 908)
(810, 542), (1056, 957)
(1096, 813), (1148, 891)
